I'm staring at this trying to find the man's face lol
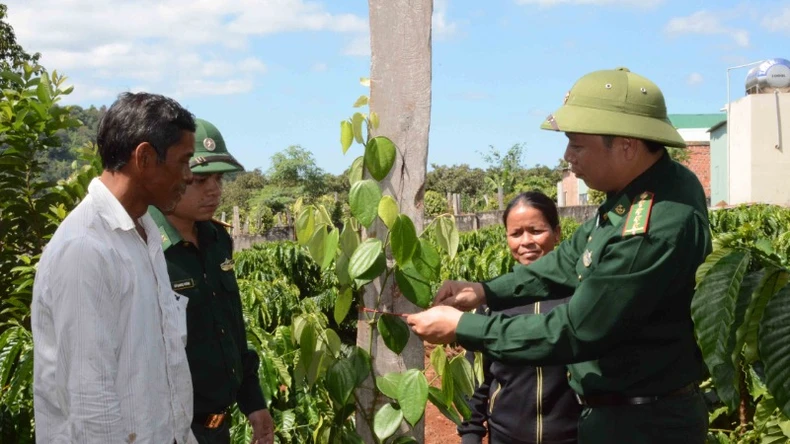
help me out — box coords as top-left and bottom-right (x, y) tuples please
(169, 173), (224, 222)
(146, 130), (195, 212)
(563, 133), (619, 193)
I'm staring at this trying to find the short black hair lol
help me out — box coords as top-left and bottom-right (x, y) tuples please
(601, 135), (666, 154)
(96, 92), (196, 171)
(502, 191), (560, 230)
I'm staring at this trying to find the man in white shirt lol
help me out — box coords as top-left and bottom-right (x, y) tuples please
(32, 92), (199, 444)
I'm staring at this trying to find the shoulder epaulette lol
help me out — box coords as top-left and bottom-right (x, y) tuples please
(622, 191), (654, 237)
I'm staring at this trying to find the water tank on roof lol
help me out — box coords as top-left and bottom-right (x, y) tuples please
(745, 58), (790, 94)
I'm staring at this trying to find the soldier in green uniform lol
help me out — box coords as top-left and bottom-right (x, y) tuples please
(149, 119), (274, 444)
(407, 67), (711, 443)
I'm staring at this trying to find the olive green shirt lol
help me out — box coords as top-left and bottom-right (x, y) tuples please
(456, 154), (711, 397)
(149, 207), (266, 416)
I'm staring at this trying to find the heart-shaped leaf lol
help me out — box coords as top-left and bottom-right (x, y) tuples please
(391, 215), (418, 266)
(395, 264), (433, 308)
(373, 403), (402, 441)
(348, 239), (384, 281)
(321, 228), (339, 270)
(376, 372), (405, 399)
(326, 357), (356, 407)
(295, 207), (315, 246)
(349, 179), (382, 228)
(339, 223), (360, 258)
(378, 195), (399, 229)
(307, 225), (328, 269)
(435, 216), (459, 259)
(378, 315), (410, 355)
(352, 112), (365, 144)
(334, 286), (353, 325)
(413, 239), (441, 281)
(397, 369), (429, 426)
(340, 120), (353, 154)
(364, 136), (396, 181)
(349, 156), (364, 185)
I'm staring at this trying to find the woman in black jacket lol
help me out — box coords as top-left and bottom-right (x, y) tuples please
(458, 191), (581, 444)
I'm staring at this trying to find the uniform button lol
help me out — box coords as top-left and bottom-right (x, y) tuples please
(213, 292), (217, 296)
(578, 274), (583, 281)
(220, 328), (225, 335)
(588, 236), (592, 242)
(231, 369), (235, 374)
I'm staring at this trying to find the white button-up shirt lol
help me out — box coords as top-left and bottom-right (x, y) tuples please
(32, 178), (196, 444)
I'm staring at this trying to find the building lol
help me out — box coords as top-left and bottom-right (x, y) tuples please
(709, 58), (790, 207)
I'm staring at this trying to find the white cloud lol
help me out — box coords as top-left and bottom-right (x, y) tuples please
(665, 10), (749, 48)
(687, 73), (704, 86)
(433, 0), (459, 39)
(311, 62), (329, 72)
(3, 0), (366, 101)
(515, 0), (663, 8)
(761, 6), (790, 34)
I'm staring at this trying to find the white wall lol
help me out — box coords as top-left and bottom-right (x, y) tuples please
(728, 96), (753, 204)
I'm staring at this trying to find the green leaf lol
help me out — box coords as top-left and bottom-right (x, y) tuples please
(397, 369), (429, 426)
(391, 215), (418, 266)
(334, 286), (353, 325)
(360, 77), (370, 87)
(326, 357), (357, 407)
(759, 282), (790, 417)
(324, 328), (342, 356)
(349, 179), (382, 228)
(352, 112), (365, 144)
(0, 71), (24, 86)
(341, 120), (353, 154)
(307, 225), (329, 269)
(373, 403), (402, 441)
(336, 252), (352, 286)
(295, 207), (315, 246)
(376, 372), (404, 399)
(391, 437), (419, 444)
(339, 223), (360, 258)
(300, 322), (317, 374)
(413, 239), (441, 281)
(452, 384), (473, 420)
(690, 249), (751, 413)
(378, 195), (399, 229)
(348, 239), (385, 282)
(316, 204), (333, 227)
(430, 346), (447, 378)
(349, 156), (364, 185)
(370, 111), (380, 129)
(394, 264), (433, 308)
(428, 386), (462, 425)
(349, 347), (372, 387)
(321, 228), (339, 270)
(473, 351), (485, 386)
(449, 355), (475, 398)
(695, 248), (732, 288)
(755, 238), (775, 256)
(378, 315), (410, 355)
(435, 216), (460, 260)
(740, 269), (789, 363)
(364, 136), (397, 181)
(353, 95), (369, 108)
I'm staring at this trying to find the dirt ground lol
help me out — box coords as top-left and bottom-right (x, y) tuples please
(423, 343), (488, 444)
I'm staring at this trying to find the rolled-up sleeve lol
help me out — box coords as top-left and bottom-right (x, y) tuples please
(457, 228), (688, 366)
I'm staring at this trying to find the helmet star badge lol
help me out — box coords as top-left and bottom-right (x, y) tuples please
(203, 138), (216, 152)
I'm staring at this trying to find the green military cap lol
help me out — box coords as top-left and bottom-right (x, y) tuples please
(190, 118), (245, 174)
(540, 67), (686, 148)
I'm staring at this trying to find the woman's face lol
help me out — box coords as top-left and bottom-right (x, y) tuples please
(505, 204), (561, 266)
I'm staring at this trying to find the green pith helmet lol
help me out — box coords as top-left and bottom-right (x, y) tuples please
(540, 67), (686, 148)
(189, 118), (245, 174)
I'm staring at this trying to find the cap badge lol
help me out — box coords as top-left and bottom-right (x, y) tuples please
(563, 90), (570, 104)
(203, 138), (216, 151)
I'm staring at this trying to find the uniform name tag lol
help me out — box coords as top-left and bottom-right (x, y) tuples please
(172, 279), (195, 291)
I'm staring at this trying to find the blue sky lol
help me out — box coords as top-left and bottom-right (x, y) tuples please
(7, 0), (790, 175)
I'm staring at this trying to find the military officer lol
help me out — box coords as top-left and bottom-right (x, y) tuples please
(407, 68), (711, 443)
(150, 119), (274, 444)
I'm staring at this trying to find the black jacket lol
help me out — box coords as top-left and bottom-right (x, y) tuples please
(458, 297), (580, 444)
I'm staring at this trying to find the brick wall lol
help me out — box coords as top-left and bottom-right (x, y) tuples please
(682, 143), (711, 198)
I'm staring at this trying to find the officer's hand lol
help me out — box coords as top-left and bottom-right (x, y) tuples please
(406, 306), (464, 344)
(248, 409), (274, 444)
(433, 280), (485, 311)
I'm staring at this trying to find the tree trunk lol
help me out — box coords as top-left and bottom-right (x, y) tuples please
(356, 1), (432, 441)
(497, 185), (504, 210)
